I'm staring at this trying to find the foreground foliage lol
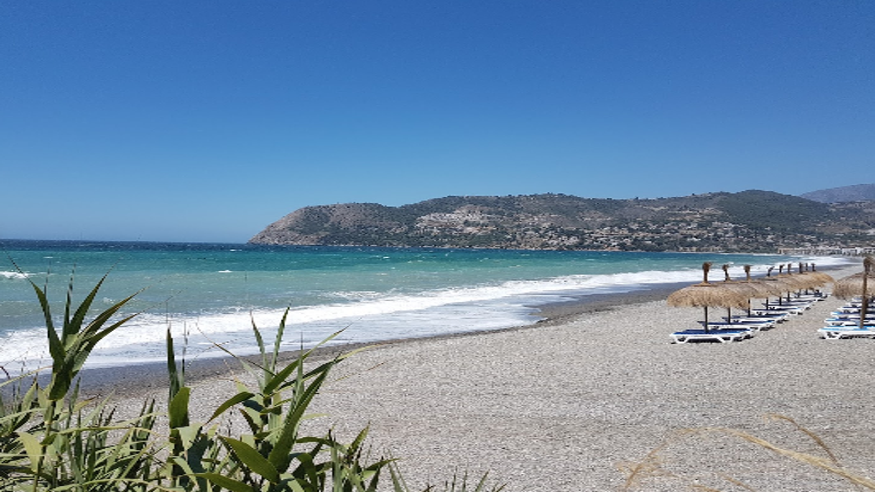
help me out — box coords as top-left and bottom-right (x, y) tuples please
(0, 270), (502, 492)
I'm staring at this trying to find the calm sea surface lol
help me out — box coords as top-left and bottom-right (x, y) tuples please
(0, 240), (848, 369)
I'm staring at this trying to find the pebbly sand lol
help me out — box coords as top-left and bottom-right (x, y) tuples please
(80, 264), (875, 491)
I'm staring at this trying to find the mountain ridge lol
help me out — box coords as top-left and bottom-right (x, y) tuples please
(249, 190), (875, 253)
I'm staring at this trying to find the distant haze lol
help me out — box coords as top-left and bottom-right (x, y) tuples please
(801, 184), (875, 203)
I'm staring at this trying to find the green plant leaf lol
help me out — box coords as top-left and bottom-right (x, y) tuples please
(208, 391), (255, 423)
(268, 369), (330, 472)
(196, 472), (257, 492)
(168, 387), (191, 430)
(271, 307), (291, 373)
(167, 326), (183, 401)
(222, 437), (281, 484)
(17, 431), (41, 470)
(67, 271), (107, 340)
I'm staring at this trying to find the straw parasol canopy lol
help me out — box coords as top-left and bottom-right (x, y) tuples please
(833, 256), (875, 330)
(757, 265), (801, 306)
(720, 264), (774, 299)
(801, 263), (835, 288)
(667, 262), (750, 332)
(788, 262), (834, 292)
(833, 256), (875, 299)
(757, 266), (791, 295)
(768, 263), (825, 304)
(713, 264), (771, 316)
(774, 263), (813, 291)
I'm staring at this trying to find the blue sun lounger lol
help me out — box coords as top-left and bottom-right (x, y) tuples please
(824, 319), (861, 327)
(740, 312), (791, 323)
(753, 305), (805, 316)
(707, 321), (773, 332)
(671, 328), (752, 344)
(719, 317), (778, 330)
(818, 326), (875, 339)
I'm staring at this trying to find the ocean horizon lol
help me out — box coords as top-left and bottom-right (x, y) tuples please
(0, 239), (852, 370)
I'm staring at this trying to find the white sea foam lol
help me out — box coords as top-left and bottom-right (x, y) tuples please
(0, 256), (847, 369)
(0, 271), (29, 280)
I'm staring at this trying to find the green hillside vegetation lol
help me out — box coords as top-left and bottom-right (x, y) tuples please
(715, 191), (833, 233)
(249, 191), (875, 253)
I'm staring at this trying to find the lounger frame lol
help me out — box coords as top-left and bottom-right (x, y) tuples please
(671, 329), (752, 344)
(818, 327), (875, 339)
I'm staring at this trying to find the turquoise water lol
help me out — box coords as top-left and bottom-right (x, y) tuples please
(0, 240), (846, 368)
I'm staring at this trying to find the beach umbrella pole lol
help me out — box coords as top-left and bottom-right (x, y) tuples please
(861, 262), (871, 330)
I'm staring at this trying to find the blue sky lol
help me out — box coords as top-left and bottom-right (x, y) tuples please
(2, 1), (873, 243)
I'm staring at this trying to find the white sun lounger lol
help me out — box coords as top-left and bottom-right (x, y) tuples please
(671, 328), (752, 344)
(835, 305), (865, 314)
(792, 294), (827, 302)
(818, 326), (875, 339)
(829, 310), (875, 317)
(741, 312), (791, 323)
(753, 306), (805, 316)
(713, 320), (775, 331)
(776, 301), (814, 309)
(724, 316), (778, 326)
(833, 312), (874, 320)
(825, 314), (875, 326)
(825, 319), (865, 327)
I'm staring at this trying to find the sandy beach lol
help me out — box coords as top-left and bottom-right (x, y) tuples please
(83, 264), (875, 492)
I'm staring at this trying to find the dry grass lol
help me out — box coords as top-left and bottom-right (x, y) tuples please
(619, 414), (875, 491)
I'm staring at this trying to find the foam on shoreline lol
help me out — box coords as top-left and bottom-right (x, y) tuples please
(65, 263), (875, 491)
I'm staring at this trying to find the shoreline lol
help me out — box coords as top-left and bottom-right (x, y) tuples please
(74, 280), (693, 397)
(77, 263), (849, 395)
(54, 263), (875, 491)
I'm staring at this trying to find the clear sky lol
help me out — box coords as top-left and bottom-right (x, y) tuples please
(2, 1), (873, 243)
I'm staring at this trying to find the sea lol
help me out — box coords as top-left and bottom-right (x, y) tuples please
(0, 240), (852, 370)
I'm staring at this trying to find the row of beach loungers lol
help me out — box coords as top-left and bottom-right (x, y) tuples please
(818, 298), (875, 339)
(670, 293), (826, 344)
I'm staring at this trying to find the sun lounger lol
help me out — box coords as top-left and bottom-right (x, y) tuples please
(725, 316), (777, 325)
(715, 319), (776, 331)
(753, 306), (805, 316)
(742, 312), (791, 323)
(775, 301), (814, 309)
(824, 319), (862, 327)
(818, 326), (875, 339)
(827, 313), (875, 321)
(671, 328), (752, 344)
(793, 293), (827, 302)
(830, 308), (874, 315)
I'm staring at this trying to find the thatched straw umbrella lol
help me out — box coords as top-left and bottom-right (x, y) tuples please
(790, 262), (834, 294)
(769, 263), (815, 304)
(667, 262), (750, 332)
(717, 264), (770, 319)
(760, 265), (798, 308)
(802, 263), (835, 288)
(722, 264), (775, 299)
(733, 264), (784, 316)
(777, 263), (812, 291)
(833, 256), (875, 329)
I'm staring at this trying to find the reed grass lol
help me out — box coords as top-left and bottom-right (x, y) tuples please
(0, 269), (503, 492)
(619, 414), (875, 491)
